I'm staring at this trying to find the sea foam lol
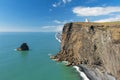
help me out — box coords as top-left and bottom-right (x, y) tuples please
(14, 49), (17, 51)
(55, 33), (61, 43)
(73, 66), (89, 80)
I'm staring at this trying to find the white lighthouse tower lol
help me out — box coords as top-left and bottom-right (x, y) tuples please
(85, 18), (89, 22)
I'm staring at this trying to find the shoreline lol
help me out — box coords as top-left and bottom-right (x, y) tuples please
(78, 65), (116, 80)
(49, 56), (116, 80)
(49, 57), (90, 80)
(73, 66), (89, 80)
(73, 65), (116, 80)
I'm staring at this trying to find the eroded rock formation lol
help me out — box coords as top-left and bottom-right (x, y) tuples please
(17, 43), (29, 51)
(55, 22), (120, 80)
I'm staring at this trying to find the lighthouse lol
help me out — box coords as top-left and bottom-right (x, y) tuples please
(85, 18), (89, 22)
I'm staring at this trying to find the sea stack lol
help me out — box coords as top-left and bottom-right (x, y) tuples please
(17, 43), (29, 51)
(55, 22), (120, 80)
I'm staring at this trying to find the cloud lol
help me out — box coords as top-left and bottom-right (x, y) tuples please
(94, 15), (120, 22)
(52, 0), (72, 7)
(0, 25), (63, 32)
(52, 4), (57, 7)
(52, 2), (61, 7)
(53, 20), (73, 24)
(72, 6), (120, 16)
(53, 20), (62, 24)
(62, 0), (72, 4)
(40, 25), (63, 32)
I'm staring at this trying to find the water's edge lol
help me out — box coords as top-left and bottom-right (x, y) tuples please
(73, 66), (89, 80)
(78, 65), (116, 80)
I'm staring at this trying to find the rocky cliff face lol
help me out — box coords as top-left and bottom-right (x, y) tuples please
(55, 22), (120, 80)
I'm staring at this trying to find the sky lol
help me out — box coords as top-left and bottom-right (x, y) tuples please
(0, 0), (120, 32)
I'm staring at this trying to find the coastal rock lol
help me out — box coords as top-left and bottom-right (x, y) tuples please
(79, 65), (116, 80)
(55, 22), (120, 80)
(17, 43), (29, 51)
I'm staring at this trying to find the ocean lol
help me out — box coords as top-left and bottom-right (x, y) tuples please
(0, 32), (82, 80)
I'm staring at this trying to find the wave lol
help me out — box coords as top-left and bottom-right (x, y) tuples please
(48, 53), (52, 56)
(55, 32), (62, 43)
(73, 66), (89, 80)
(14, 49), (17, 51)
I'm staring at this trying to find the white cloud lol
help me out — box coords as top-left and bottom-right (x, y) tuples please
(53, 20), (62, 24)
(62, 0), (67, 3)
(52, 4), (57, 7)
(0, 25), (63, 32)
(62, 0), (72, 4)
(72, 6), (120, 16)
(52, 0), (72, 7)
(53, 20), (73, 24)
(94, 15), (120, 22)
(40, 25), (63, 32)
(52, 2), (61, 7)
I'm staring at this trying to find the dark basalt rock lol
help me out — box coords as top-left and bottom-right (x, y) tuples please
(17, 43), (29, 51)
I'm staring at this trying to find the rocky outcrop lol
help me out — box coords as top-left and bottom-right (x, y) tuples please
(17, 43), (29, 51)
(79, 65), (116, 80)
(55, 22), (120, 80)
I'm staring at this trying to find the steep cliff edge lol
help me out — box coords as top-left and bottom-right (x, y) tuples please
(55, 22), (120, 80)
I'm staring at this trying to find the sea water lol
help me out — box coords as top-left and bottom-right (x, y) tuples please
(0, 32), (82, 80)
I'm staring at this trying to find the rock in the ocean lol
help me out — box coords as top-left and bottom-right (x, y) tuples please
(17, 43), (29, 51)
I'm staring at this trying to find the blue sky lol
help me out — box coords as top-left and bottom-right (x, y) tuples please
(0, 0), (120, 32)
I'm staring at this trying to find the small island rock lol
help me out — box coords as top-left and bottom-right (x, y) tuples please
(17, 43), (29, 51)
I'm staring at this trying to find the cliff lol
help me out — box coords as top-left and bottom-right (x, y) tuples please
(55, 22), (120, 80)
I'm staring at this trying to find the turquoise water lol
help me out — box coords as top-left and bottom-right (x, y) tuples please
(0, 32), (81, 80)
